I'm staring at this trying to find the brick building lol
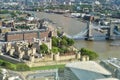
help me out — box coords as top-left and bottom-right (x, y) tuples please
(0, 21), (2, 27)
(5, 29), (51, 42)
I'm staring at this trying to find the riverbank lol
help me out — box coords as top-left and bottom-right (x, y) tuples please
(32, 12), (120, 59)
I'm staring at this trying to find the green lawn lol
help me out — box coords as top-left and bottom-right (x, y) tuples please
(30, 64), (65, 71)
(0, 59), (30, 71)
(0, 59), (65, 71)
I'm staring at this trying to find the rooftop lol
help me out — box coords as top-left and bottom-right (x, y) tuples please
(5, 29), (47, 35)
(107, 58), (120, 68)
(66, 61), (111, 75)
(66, 61), (112, 80)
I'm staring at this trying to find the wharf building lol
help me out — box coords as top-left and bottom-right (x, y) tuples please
(4, 29), (54, 42)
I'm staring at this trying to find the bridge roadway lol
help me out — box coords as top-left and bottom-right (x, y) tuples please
(67, 34), (120, 40)
(67, 35), (108, 40)
(65, 23), (120, 40)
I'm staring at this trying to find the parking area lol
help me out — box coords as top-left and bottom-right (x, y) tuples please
(26, 69), (59, 80)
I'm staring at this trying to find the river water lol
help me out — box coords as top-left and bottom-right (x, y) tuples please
(33, 12), (120, 59)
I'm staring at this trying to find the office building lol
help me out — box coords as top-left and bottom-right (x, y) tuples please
(64, 61), (118, 80)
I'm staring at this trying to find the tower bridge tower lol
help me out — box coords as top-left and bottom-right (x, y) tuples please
(106, 20), (114, 40)
(85, 16), (94, 41)
(85, 21), (94, 41)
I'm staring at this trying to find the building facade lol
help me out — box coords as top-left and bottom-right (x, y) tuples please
(5, 29), (51, 42)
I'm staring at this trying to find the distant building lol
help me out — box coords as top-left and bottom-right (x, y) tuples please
(2, 20), (14, 27)
(83, 15), (94, 21)
(100, 58), (120, 79)
(25, 0), (28, 6)
(64, 61), (118, 80)
(0, 27), (11, 34)
(3, 2), (19, 6)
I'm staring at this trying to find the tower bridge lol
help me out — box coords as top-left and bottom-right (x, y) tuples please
(65, 21), (120, 40)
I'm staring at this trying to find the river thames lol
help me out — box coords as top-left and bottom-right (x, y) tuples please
(33, 12), (120, 59)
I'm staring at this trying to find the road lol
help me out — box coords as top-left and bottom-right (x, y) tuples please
(8, 70), (25, 80)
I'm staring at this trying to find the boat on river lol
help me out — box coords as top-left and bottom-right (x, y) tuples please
(110, 42), (120, 46)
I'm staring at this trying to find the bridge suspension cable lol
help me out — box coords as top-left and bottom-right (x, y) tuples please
(64, 27), (88, 39)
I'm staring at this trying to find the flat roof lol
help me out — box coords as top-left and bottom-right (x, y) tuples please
(66, 61), (111, 75)
(0, 27), (11, 29)
(96, 78), (119, 80)
(66, 61), (112, 80)
(5, 29), (47, 35)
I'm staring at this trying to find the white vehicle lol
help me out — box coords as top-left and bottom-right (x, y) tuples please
(71, 13), (81, 18)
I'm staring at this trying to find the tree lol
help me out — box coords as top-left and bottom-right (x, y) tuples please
(10, 12), (17, 18)
(52, 37), (59, 47)
(45, 4), (55, 10)
(60, 39), (68, 46)
(0, 10), (9, 14)
(67, 38), (74, 46)
(40, 43), (48, 54)
(16, 25), (30, 29)
(51, 36), (75, 55)
(59, 47), (69, 53)
(16, 17), (26, 21)
(61, 36), (74, 46)
(57, 31), (61, 37)
(80, 48), (98, 60)
(51, 47), (59, 54)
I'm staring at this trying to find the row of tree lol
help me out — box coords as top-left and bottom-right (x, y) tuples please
(15, 25), (30, 29)
(39, 35), (75, 55)
(80, 48), (98, 60)
(51, 36), (74, 54)
(0, 10), (23, 17)
(40, 35), (98, 60)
